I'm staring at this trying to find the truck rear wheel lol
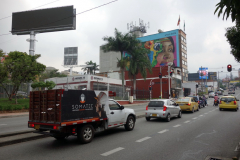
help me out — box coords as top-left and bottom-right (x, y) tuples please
(124, 116), (135, 131)
(77, 125), (94, 144)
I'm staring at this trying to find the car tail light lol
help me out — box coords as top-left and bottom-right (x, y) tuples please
(234, 101), (236, 105)
(146, 105), (148, 110)
(188, 103), (191, 106)
(53, 126), (57, 130)
(163, 105), (167, 111)
(220, 101), (222, 104)
(198, 101), (199, 104)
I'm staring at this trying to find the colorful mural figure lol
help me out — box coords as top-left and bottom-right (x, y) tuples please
(143, 36), (177, 67)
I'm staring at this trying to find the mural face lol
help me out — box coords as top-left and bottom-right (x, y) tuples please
(138, 30), (180, 67)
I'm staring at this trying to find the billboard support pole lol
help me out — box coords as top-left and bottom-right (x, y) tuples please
(27, 31), (37, 95)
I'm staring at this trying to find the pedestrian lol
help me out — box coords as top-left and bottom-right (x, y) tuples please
(203, 95), (207, 106)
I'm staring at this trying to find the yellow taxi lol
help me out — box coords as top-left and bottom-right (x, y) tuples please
(175, 97), (199, 113)
(219, 96), (239, 111)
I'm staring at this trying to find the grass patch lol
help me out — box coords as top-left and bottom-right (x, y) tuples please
(0, 98), (29, 111)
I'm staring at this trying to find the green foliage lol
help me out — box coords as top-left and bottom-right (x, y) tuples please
(39, 69), (66, 81)
(225, 26), (240, 62)
(31, 81), (56, 90)
(214, 0), (240, 23)
(0, 98), (29, 111)
(0, 51), (46, 102)
(81, 60), (99, 74)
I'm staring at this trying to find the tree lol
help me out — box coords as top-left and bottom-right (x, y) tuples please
(81, 60), (95, 74)
(92, 62), (99, 74)
(102, 28), (141, 97)
(128, 47), (152, 99)
(214, 0), (240, 62)
(39, 69), (67, 82)
(0, 51), (46, 103)
(214, 0), (240, 23)
(31, 81), (56, 91)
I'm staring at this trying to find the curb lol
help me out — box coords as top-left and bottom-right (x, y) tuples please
(0, 112), (29, 119)
(0, 130), (33, 138)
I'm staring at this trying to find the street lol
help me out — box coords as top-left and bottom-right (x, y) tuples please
(0, 90), (240, 159)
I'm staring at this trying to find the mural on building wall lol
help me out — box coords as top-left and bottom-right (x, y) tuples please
(137, 29), (180, 67)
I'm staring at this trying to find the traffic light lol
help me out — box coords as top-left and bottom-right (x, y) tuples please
(227, 64), (232, 72)
(149, 85), (152, 91)
(196, 84), (198, 88)
(159, 73), (162, 78)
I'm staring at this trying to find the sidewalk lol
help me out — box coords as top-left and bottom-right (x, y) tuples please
(0, 112), (29, 118)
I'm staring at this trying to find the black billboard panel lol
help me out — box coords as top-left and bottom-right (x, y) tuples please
(11, 6), (76, 35)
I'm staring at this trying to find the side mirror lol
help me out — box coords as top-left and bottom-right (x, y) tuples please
(120, 106), (124, 110)
(237, 99), (239, 101)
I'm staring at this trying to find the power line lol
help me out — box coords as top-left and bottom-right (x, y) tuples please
(0, 0), (61, 21)
(0, 0), (118, 38)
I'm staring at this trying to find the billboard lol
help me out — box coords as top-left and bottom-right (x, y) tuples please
(199, 67), (208, 79)
(137, 29), (180, 67)
(11, 6), (76, 35)
(64, 47), (78, 65)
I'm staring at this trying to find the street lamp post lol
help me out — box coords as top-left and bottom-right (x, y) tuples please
(168, 62), (173, 99)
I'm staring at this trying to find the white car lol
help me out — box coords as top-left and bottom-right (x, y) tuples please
(208, 92), (215, 98)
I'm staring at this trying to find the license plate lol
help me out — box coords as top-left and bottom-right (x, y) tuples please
(34, 125), (40, 129)
(226, 102), (229, 104)
(152, 114), (157, 117)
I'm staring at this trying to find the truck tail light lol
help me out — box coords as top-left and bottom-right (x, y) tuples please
(234, 101), (236, 105)
(146, 105), (148, 110)
(163, 106), (167, 111)
(30, 124), (34, 128)
(72, 128), (76, 134)
(53, 126), (57, 130)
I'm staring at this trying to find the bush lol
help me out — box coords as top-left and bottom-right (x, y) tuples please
(0, 98), (29, 111)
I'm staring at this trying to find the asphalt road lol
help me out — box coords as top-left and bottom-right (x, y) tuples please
(0, 103), (148, 135)
(1, 90), (240, 160)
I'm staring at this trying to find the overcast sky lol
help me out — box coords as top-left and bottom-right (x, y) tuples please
(0, 0), (238, 79)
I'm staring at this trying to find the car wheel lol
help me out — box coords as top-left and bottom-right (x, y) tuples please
(191, 107), (194, 113)
(166, 114), (171, 122)
(145, 117), (150, 121)
(178, 111), (182, 118)
(197, 106), (199, 111)
(125, 116), (135, 131)
(77, 125), (94, 144)
(235, 108), (238, 112)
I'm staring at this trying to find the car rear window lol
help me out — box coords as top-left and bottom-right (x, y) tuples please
(220, 98), (235, 102)
(177, 98), (189, 102)
(148, 101), (164, 107)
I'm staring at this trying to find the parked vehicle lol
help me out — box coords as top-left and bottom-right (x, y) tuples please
(28, 89), (136, 144)
(145, 99), (182, 122)
(219, 96), (239, 111)
(175, 97), (199, 113)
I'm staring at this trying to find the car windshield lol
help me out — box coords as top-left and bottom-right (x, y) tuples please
(148, 101), (164, 107)
(177, 98), (189, 102)
(220, 97), (235, 102)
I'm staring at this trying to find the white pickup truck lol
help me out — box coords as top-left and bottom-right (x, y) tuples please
(28, 89), (136, 143)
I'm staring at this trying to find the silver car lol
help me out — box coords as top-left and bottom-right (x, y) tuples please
(145, 99), (182, 122)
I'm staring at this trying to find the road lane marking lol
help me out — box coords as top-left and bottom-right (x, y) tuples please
(199, 115), (203, 116)
(158, 129), (169, 134)
(184, 121), (190, 123)
(101, 147), (124, 156)
(0, 124), (7, 126)
(204, 113), (208, 114)
(136, 137), (151, 142)
(193, 117), (198, 119)
(173, 124), (181, 127)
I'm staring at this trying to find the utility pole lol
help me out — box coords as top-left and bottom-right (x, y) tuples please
(201, 66), (203, 93)
(218, 71), (219, 90)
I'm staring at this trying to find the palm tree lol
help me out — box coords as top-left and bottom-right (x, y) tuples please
(92, 63), (99, 74)
(214, 0), (240, 24)
(128, 47), (152, 99)
(102, 28), (140, 97)
(81, 60), (95, 74)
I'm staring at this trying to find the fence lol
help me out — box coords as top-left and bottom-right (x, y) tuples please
(133, 89), (150, 100)
(0, 83), (28, 99)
